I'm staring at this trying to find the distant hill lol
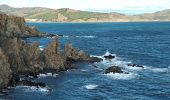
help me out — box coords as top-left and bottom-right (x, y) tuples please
(0, 4), (169, 22)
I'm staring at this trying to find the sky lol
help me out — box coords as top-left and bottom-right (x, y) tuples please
(0, 0), (170, 14)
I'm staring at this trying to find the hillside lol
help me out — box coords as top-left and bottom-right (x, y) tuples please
(0, 4), (169, 22)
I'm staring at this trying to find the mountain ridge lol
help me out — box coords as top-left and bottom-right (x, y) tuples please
(0, 4), (170, 22)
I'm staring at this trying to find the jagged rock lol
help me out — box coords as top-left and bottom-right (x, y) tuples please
(43, 37), (66, 71)
(0, 12), (42, 38)
(105, 66), (123, 74)
(127, 64), (144, 68)
(65, 43), (103, 63)
(65, 43), (90, 61)
(0, 12), (100, 91)
(0, 48), (11, 89)
(0, 37), (43, 73)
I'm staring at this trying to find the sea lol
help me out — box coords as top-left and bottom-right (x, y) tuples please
(1, 22), (170, 100)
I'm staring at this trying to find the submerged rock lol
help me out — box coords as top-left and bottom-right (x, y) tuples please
(105, 66), (123, 74)
(88, 57), (103, 63)
(19, 80), (46, 87)
(104, 54), (115, 59)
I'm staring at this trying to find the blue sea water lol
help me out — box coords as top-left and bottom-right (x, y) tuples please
(1, 22), (170, 100)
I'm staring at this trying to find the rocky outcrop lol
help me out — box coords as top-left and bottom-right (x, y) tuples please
(42, 37), (66, 71)
(0, 13), (103, 90)
(64, 43), (90, 61)
(105, 66), (123, 74)
(0, 13), (46, 89)
(0, 12), (42, 38)
(0, 48), (11, 89)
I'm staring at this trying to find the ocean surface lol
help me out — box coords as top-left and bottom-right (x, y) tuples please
(1, 22), (170, 100)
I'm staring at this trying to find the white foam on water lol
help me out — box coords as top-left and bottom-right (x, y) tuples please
(124, 65), (144, 72)
(145, 66), (170, 73)
(37, 73), (58, 78)
(63, 35), (69, 38)
(62, 35), (96, 38)
(104, 72), (137, 80)
(92, 50), (132, 70)
(84, 84), (98, 90)
(81, 69), (88, 72)
(16, 86), (49, 93)
(75, 36), (96, 38)
(39, 46), (44, 51)
(52, 73), (59, 77)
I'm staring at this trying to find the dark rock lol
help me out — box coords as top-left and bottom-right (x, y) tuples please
(105, 66), (123, 74)
(128, 64), (144, 68)
(0, 88), (8, 95)
(104, 54), (115, 59)
(57, 34), (64, 37)
(8, 74), (20, 87)
(88, 57), (103, 63)
(20, 80), (46, 87)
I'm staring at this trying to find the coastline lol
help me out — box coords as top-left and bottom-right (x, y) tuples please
(26, 20), (170, 23)
(0, 12), (102, 94)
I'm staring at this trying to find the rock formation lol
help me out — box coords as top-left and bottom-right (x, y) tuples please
(0, 12), (101, 91)
(0, 48), (11, 89)
(105, 66), (123, 74)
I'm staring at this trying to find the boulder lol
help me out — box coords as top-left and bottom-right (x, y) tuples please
(105, 66), (123, 74)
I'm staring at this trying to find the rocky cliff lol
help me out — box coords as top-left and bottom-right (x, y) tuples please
(0, 13), (98, 91)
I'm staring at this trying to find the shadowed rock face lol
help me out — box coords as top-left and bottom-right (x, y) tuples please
(0, 13), (46, 89)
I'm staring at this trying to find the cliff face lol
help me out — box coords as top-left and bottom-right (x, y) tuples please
(0, 48), (11, 89)
(0, 13), (94, 90)
(0, 12), (41, 38)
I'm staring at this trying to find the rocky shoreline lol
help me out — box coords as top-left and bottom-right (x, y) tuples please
(0, 13), (101, 94)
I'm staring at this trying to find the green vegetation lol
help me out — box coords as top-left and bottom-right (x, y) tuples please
(1, 4), (170, 22)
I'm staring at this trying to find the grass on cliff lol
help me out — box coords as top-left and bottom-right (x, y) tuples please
(28, 10), (104, 21)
